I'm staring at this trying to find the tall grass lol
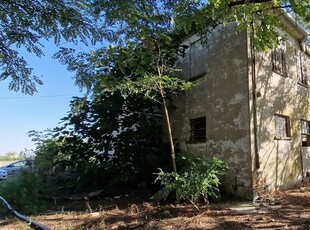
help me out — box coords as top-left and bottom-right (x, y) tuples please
(0, 170), (48, 214)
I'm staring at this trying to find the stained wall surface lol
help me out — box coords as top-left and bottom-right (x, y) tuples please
(255, 36), (310, 191)
(172, 18), (310, 198)
(171, 23), (253, 198)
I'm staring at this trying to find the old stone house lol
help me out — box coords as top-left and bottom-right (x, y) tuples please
(171, 13), (310, 199)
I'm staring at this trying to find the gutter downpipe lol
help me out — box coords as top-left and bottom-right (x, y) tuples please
(250, 19), (260, 171)
(298, 41), (308, 181)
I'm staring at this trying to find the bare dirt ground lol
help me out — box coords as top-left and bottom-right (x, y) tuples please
(0, 186), (309, 230)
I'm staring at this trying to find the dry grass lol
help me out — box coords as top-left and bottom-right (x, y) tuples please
(0, 187), (309, 230)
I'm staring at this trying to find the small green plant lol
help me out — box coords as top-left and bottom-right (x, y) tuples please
(155, 156), (228, 209)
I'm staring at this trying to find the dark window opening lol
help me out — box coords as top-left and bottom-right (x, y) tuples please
(189, 116), (206, 143)
(275, 114), (290, 138)
(272, 49), (287, 76)
(190, 39), (207, 80)
(301, 119), (310, 146)
(298, 52), (308, 86)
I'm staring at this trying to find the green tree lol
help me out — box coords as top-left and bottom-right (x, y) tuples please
(0, 0), (103, 94)
(85, 0), (309, 52)
(55, 0), (309, 176)
(30, 93), (169, 191)
(56, 1), (195, 175)
(4, 151), (19, 160)
(204, 0), (310, 50)
(2, 1), (309, 94)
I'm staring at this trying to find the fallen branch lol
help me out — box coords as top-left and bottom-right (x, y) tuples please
(67, 190), (104, 201)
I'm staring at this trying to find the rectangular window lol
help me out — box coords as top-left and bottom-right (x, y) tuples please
(189, 116), (206, 143)
(175, 38), (207, 81)
(301, 119), (310, 146)
(275, 114), (290, 139)
(272, 49), (287, 76)
(297, 51), (308, 86)
(190, 39), (207, 80)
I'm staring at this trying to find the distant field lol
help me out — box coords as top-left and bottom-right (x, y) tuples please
(0, 161), (14, 167)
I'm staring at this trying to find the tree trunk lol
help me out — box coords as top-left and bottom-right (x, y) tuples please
(158, 83), (177, 174)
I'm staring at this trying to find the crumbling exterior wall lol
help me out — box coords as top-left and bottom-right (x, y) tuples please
(255, 33), (310, 191)
(170, 15), (309, 199)
(171, 23), (253, 199)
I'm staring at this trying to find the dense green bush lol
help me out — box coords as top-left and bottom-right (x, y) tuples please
(155, 156), (228, 208)
(29, 92), (169, 194)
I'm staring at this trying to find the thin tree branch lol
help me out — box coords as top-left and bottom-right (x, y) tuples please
(228, 0), (306, 12)
(228, 0), (272, 7)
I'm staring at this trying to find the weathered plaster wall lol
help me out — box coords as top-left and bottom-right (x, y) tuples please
(255, 33), (310, 191)
(171, 23), (253, 198)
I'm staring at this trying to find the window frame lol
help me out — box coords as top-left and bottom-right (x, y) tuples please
(189, 38), (207, 80)
(189, 116), (206, 143)
(274, 114), (291, 140)
(297, 51), (308, 86)
(301, 119), (310, 146)
(272, 48), (287, 77)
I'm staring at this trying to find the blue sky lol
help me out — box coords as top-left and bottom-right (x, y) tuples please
(0, 42), (87, 154)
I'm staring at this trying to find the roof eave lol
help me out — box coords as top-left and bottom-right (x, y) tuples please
(276, 9), (308, 42)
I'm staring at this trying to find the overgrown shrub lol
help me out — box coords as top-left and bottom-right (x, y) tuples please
(155, 156), (228, 208)
(29, 92), (168, 194)
(0, 171), (48, 214)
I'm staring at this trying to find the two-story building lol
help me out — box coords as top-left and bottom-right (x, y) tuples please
(171, 12), (310, 199)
